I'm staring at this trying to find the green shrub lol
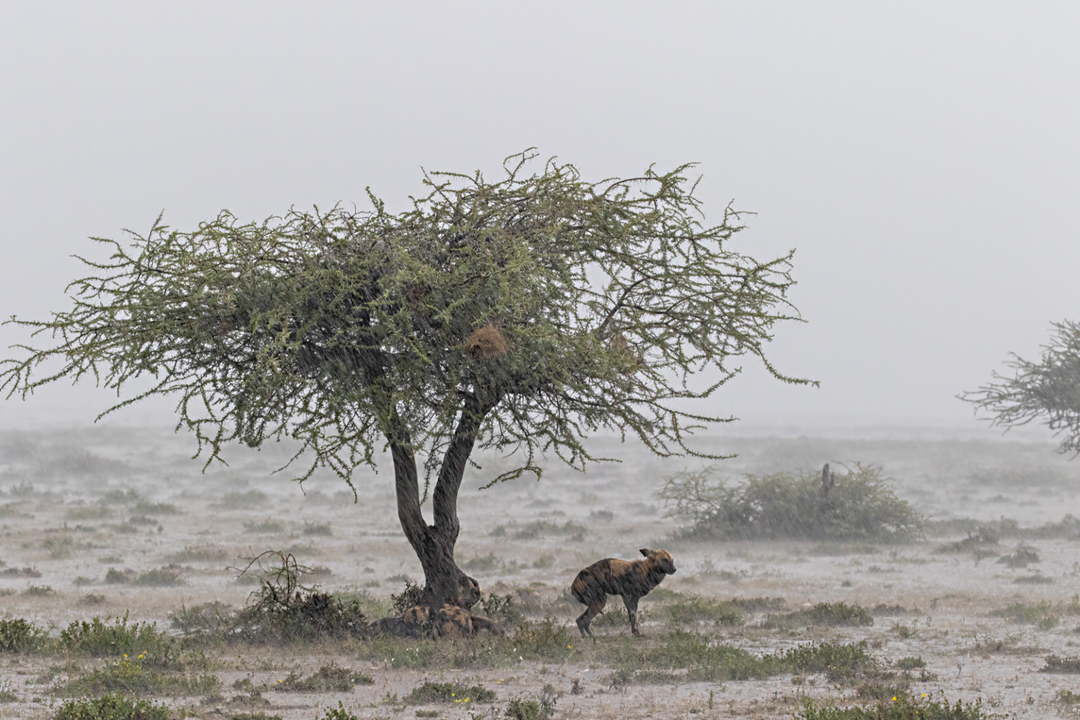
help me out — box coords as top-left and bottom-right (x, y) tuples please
(798, 694), (988, 719)
(54, 693), (172, 720)
(765, 602), (874, 629)
(659, 463), (920, 542)
(0, 617), (47, 652)
(60, 654), (219, 696)
(132, 567), (186, 587)
(405, 680), (496, 704)
(505, 685), (558, 720)
(317, 703), (358, 720)
(273, 663), (373, 692)
(661, 594), (745, 626)
(234, 551), (368, 642)
(59, 614), (171, 661)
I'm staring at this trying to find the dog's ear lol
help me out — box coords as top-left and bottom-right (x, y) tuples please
(640, 548), (651, 557)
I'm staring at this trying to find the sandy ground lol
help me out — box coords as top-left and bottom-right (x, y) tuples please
(3, 426), (1080, 719)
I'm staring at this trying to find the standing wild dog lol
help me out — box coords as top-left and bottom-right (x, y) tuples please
(571, 548), (676, 637)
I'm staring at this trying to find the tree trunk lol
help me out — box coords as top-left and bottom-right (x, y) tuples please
(389, 398), (490, 610)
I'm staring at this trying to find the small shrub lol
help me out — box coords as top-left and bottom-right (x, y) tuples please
(132, 567), (186, 587)
(273, 662), (373, 692)
(765, 602), (873, 629)
(896, 656), (926, 670)
(60, 655), (219, 696)
(798, 694), (987, 719)
(100, 489), (141, 505)
(997, 544), (1039, 568)
(54, 693), (172, 720)
(782, 641), (878, 683)
(318, 703), (359, 720)
(302, 521), (332, 536)
(234, 551), (369, 642)
(59, 614), (171, 660)
(169, 545), (228, 563)
(169, 601), (234, 635)
(65, 506), (113, 521)
(505, 685), (558, 720)
(105, 568), (135, 584)
(477, 592), (525, 625)
(662, 594), (745, 626)
(489, 520), (588, 540)
(44, 534), (76, 558)
(660, 463), (920, 542)
(405, 680), (496, 704)
(390, 580), (425, 616)
(221, 490), (269, 509)
(1042, 655), (1080, 673)
(132, 501), (179, 516)
(462, 553), (502, 572)
(24, 584), (56, 596)
(0, 617), (47, 652)
(242, 519), (286, 534)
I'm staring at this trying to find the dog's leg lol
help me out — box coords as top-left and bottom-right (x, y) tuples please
(624, 596), (642, 637)
(576, 600), (605, 637)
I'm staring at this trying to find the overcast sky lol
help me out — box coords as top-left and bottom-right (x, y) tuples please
(1, 2), (1077, 435)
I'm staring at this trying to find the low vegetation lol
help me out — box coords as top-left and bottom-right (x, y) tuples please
(659, 464), (920, 542)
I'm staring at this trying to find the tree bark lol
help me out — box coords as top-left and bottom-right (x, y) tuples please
(389, 397), (491, 610)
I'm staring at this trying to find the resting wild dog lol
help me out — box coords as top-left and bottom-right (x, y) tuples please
(571, 548), (677, 637)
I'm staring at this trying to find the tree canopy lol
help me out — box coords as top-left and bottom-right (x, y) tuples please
(961, 319), (1080, 455)
(2, 151), (810, 487)
(2, 151), (812, 611)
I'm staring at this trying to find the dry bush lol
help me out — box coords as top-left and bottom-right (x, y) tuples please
(659, 464), (920, 542)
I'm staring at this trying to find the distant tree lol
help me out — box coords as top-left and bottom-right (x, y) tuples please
(1, 151), (812, 613)
(961, 319), (1080, 455)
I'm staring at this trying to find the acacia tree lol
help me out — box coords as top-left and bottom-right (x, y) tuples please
(1, 152), (811, 611)
(962, 319), (1080, 455)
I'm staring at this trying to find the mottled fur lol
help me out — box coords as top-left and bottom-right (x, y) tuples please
(571, 548), (677, 637)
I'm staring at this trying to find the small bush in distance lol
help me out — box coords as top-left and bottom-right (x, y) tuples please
(405, 680), (497, 705)
(274, 662), (373, 692)
(765, 602), (874, 629)
(659, 463), (920, 542)
(318, 703), (359, 720)
(54, 693), (172, 720)
(798, 693), (988, 719)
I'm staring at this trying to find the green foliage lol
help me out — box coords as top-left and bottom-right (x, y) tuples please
(0, 152), (809, 486)
(476, 592), (525, 626)
(233, 551), (368, 642)
(317, 703), (359, 720)
(131, 567), (186, 587)
(1041, 655), (1080, 673)
(764, 602), (874, 629)
(962, 318), (1080, 455)
(660, 594), (746, 626)
(505, 685), (559, 720)
(660, 463), (920, 542)
(273, 662), (373, 692)
(0, 617), (47, 652)
(405, 680), (496, 704)
(53, 694), (173, 720)
(58, 614), (171, 661)
(60, 654), (219, 696)
(798, 694), (988, 720)
(390, 579), (424, 616)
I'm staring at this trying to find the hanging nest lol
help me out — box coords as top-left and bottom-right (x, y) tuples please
(611, 333), (644, 373)
(464, 324), (511, 360)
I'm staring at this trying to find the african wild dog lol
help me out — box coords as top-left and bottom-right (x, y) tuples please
(571, 548), (677, 637)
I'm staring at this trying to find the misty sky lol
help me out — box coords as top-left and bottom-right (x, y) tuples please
(1, 2), (1077, 434)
